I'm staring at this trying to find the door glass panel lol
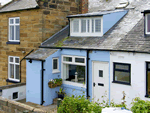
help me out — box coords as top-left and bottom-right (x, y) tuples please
(15, 65), (19, 79)
(99, 70), (103, 77)
(10, 64), (14, 79)
(115, 71), (130, 83)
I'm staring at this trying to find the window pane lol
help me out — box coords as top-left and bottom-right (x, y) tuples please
(15, 65), (19, 79)
(115, 64), (129, 70)
(75, 58), (84, 63)
(73, 20), (79, 32)
(10, 57), (13, 62)
(147, 14), (150, 32)
(15, 58), (19, 63)
(10, 19), (14, 24)
(63, 57), (72, 62)
(95, 19), (101, 32)
(115, 71), (130, 83)
(87, 20), (90, 32)
(15, 19), (20, 24)
(92, 19), (94, 32)
(10, 26), (14, 40)
(81, 20), (86, 32)
(53, 59), (58, 69)
(10, 64), (14, 79)
(16, 25), (20, 40)
(63, 64), (85, 84)
(148, 64), (150, 69)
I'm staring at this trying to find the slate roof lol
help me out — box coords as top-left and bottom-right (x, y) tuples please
(0, 0), (38, 13)
(67, 9), (126, 18)
(40, 0), (150, 54)
(26, 49), (58, 60)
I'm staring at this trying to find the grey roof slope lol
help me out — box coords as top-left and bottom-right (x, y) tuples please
(40, 0), (150, 54)
(67, 9), (127, 18)
(0, 0), (38, 13)
(26, 49), (58, 60)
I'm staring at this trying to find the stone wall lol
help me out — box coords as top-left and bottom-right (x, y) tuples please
(0, 0), (88, 86)
(0, 97), (57, 113)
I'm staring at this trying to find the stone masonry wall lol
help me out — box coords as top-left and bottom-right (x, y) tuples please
(0, 97), (57, 113)
(0, 9), (43, 86)
(0, 0), (83, 86)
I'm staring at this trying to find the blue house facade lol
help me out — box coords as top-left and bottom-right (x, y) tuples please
(25, 9), (128, 106)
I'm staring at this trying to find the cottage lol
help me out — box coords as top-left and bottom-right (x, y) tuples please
(26, 0), (150, 108)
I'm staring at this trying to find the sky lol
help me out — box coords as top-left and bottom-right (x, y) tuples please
(0, 0), (11, 5)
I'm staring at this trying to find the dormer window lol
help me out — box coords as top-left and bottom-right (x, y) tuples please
(70, 17), (103, 37)
(146, 14), (150, 34)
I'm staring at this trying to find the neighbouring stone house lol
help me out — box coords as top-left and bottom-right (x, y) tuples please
(0, 0), (88, 86)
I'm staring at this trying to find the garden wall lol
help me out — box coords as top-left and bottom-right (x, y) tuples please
(0, 97), (57, 113)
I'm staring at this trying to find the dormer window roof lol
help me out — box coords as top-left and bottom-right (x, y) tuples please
(68, 9), (128, 37)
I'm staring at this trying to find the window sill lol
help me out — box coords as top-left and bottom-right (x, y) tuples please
(52, 70), (60, 74)
(63, 81), (86, 88)
(112, 81), (131, 86)
(6, 79), (20, 83)
(6, 41), (20, 44)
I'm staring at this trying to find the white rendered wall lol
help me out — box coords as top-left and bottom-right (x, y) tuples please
(110, 52), (150, 108)
(2, 85), (26, 101)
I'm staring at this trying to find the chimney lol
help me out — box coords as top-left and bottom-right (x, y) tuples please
(79, 0), (88, 14)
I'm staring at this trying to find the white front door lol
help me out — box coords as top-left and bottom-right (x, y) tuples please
(93, 61), (109, 104)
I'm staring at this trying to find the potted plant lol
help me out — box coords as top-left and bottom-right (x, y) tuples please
(48, 79), (57, 88)
(56, 87), (65, 99)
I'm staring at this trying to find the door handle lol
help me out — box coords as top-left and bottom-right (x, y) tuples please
(93, 82), (96, 87)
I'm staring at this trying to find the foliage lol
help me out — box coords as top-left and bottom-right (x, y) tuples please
(57, 95), (102, 113)
(56, 87), (65, 95)
(131, 97), (150, 113)
(48, 78), (62, 88)
(55, 37), (69, 47)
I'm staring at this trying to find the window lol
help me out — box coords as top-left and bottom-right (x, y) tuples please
(8, 56), (20, 82)
(146, 62), (150, 97)
(13, 92), (18, 99)
(9, 17), (20, 42)
(62, 55), (86, 86)
(71, 17), (103, 37)
(52, 58), (59, 73)
(113, 62), (131, 85)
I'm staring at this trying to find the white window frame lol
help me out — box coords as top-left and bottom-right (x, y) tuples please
(52, 58), (60, 73)
(9, 17), (20, 42)
(8, 56), (20, 82)
(61, 55), (86, 88)
(70, 17), (103, 37)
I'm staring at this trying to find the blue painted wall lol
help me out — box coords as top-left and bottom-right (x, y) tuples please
(43, 50), (61, 106)
(88, 50), (110, 101)
(103, 10), (128, 34)
(26, 60), (42, 105)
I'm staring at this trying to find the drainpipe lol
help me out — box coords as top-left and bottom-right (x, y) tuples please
(86, 50), (90, 99)
(41, 60), (45, 105)
(68, 18), (70, 37)
(20, 49), (34, 82)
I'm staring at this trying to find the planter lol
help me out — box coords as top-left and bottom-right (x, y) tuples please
(57, 81), (62, 86)
(48, 82), (57, 88)
(58, 94), (64, 100)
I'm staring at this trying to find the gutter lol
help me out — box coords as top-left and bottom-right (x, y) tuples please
(20, 49), (34, 83)
(86, 50), (90, 99)
(39, 46), (150, 54)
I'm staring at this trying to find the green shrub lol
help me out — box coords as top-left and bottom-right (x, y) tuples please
(57, 95), (102, 113)
(131, 97), (150, 113)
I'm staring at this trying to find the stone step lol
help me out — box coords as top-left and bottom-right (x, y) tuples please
(53, 98), (58, 105)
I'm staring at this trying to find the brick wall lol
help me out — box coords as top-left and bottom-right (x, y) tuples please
(0, 97), (57, 113)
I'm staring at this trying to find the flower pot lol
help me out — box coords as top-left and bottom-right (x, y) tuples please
(48, 82), (57, 88)
(58, 94), (64, 100)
